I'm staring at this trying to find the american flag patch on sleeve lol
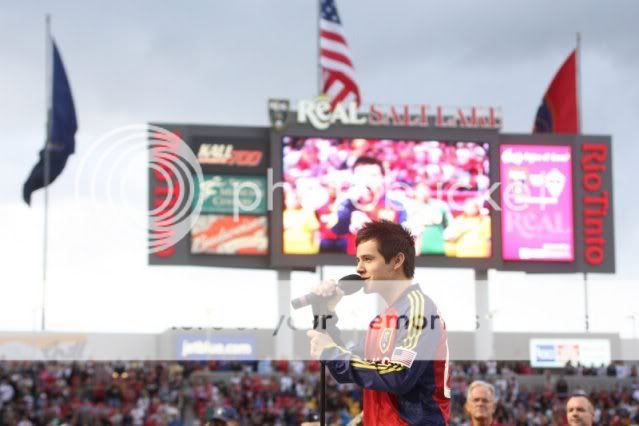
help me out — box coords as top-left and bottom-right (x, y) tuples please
(391, 347), (417, 368)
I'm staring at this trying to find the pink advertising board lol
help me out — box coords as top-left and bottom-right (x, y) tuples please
(500, 145), (574, 261)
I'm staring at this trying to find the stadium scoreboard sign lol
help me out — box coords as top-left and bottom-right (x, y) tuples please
(148, 119), (614, 273)
(269, 98), (502, 131)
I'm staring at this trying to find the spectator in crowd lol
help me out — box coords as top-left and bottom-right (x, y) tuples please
(566, 392), (594, 426)
(464, 380), (503, 426)
(208, 406), (240, 426)
(565, 360), (577, 375)
(555, 375), (569, 398)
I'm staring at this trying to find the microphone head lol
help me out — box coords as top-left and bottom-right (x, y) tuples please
(338, 274), (364, 295)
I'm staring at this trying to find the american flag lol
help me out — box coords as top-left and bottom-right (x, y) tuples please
(319, 0), (361, 109)
(391, 347), (417, 368)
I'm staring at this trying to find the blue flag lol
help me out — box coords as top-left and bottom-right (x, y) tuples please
(23, 40), (78, 205)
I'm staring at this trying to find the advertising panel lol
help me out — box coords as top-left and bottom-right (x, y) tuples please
(191, 215), (268, 255)
(530, 338), (611, 368)
(500, 144), (574, 261)
(176, 335), (256, 361)
(194, 175), (267, 215)
(193, 137), (268, 173)
(148, 125), (272, 269)
(574, 137), (616, 272)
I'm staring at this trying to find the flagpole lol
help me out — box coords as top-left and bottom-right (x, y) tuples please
(576, 33), (583, 133)
(317, 5), (328, 425)
(576, 32), (589, 332)
(317, 0), (322, 95)
(42, 14), (53, 332)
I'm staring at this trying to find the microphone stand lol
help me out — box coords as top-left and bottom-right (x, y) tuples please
(312, 301), (328, 426)
(320, 361), (326, 426)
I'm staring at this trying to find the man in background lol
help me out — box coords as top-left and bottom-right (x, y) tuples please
(208, 406), (240, 426)
(464, 380), (505, 426)
(566, 392), (595, 426)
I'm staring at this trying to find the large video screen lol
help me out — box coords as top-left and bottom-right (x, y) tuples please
(282, 137), (492, 258)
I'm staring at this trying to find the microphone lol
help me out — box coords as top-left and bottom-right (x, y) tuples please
(291, 274), (364, 310)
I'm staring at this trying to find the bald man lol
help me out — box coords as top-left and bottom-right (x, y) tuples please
(566, 394), (594, 426)
(464, 380), (497, 426)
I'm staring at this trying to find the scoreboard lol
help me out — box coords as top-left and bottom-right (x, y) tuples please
(148, 122), (614, 273)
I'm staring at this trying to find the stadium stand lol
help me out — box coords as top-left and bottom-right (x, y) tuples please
(1, 360), (638, 425)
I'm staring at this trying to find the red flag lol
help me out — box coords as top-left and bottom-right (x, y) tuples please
(533, 50), (578, 134)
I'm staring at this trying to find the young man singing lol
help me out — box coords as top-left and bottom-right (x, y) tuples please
(307, 220), (451, 425)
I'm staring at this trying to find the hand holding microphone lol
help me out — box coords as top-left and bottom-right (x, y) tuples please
(314, 279), (344, 312)
(291, 274), (363, 311)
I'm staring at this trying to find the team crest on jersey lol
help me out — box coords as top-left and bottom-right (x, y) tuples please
(379, 328), (394, 354)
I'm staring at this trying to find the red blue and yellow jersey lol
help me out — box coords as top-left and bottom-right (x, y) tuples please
(322, 284), (451, 425)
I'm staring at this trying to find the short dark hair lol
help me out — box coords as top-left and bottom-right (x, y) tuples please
(356, 220), (416, 278)
(353, 156), (385, 175)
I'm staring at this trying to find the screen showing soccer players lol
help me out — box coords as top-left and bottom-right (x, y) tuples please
(282, 137), (492, 258)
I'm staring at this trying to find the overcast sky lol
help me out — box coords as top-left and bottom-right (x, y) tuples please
(1, 1), (638, 339)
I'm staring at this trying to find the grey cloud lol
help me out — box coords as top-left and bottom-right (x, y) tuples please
(0, 0), (636, 279)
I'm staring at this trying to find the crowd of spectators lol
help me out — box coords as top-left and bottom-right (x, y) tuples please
(1, 360), (638, 425)
(0, 361), (186, 425)
(449, 361), (639, 425)
(450, 360), (639, 378)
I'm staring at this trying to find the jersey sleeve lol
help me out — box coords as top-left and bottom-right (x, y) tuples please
(322, 290), (446, 395)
